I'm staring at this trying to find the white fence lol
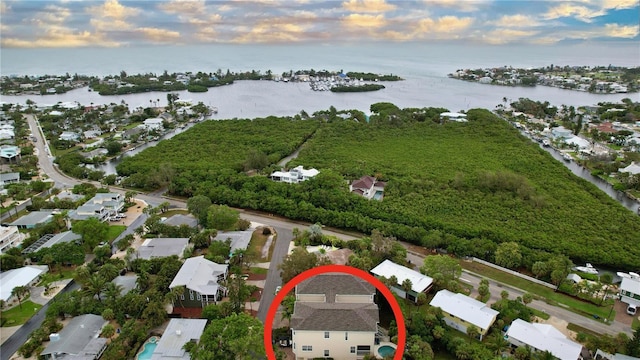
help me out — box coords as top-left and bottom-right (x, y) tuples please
(472, 257), (557, 290)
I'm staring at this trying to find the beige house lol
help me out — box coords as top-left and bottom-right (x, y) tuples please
(429, 289), (499, 340)
(291, 274), (379, 360)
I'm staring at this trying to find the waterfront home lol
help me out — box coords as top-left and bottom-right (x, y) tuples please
(429, 289), (499, 340)
(40, 314), (107, 360)
(291, 274), (379, 360)
(505, 319), (584, 360)
(350, 175), (386, 200)
(619, 162), (640, 175)
(143, 117), (164, 131)
(270, 165), (319, 184)
(0, 225), (26, 254)
(371, 259), (433, 303)
(1, 265), (48, 303)
(68, 193), (124, 221)
(151, 318), (207, 360)
(169, 255), (228, 317)
(619, 274), (640, 312)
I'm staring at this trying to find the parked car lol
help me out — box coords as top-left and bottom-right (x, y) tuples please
(275, 286), (282, 295)
(627, 305), (637, 315)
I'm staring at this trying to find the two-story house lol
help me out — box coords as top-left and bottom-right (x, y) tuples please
(349, 175), (386, 200)
(291, 274), (380, 360)
(169, 255), (228, 318)
(0, 225), (26, 254)
(270, 165), (319, 184)
(429, 289), (499, 341)
(619, 273), (640, 315)
(68, 193), (124, 221)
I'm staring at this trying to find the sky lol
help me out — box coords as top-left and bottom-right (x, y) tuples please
(0, 0), (639, 48)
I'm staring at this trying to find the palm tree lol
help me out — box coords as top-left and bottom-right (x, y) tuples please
(83, 275), (108, 302)
(102, 283), (124, 307)
(11, 286), (30, 310)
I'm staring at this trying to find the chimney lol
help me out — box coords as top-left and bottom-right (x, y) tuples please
(50, 333), (61, 342)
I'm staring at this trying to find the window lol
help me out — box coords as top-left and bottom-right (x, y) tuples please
(302, 345), (312, 352)
(324, 332), (329, 339)
(324, 350), (329, 357)
(345, 332), (348, 340)
(350, 347), (356, 354)
(180, 294), (185, 300)
(196, 294), (201, 300)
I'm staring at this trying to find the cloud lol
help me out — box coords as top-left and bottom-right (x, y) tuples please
(489, 14), (542, 28)
(543, 3), (605, 22)
(2, 30), (119, 48)
(231, 18), (312, 43)
(416, 16), (474, 33)
(343, 13), (387, 29)
(342, 0), (396, 13)
(159, 0), (206, 15)
(87, 0), (140, 19)
(423, 0), (488, 12)
(602, 0), (640, 9)
(483, 28), (539, 44)
(0, 2), (9, 15)
(137, 27), (181, 43)
(531, 23), (638, 44)
(603, 23), (640, 37)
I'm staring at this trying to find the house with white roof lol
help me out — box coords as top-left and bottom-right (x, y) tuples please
(59, 131), (81, 142)
(270, 165), (319, 184)
(144, 117), (164, 131)
(440, 112), (468, 123)
(151, 318), (207, 360)
(0, 225), (26, 254)
(619, 162), (640, 176)
(619, 274), (640, 310)
(429, 289), (499, 340)
(169, 256), (228, 317)
(505, 319), (584, 360)
(68, 193), (124, 221)
(1, 265), (48, 303)
(371, 259), (433, 303)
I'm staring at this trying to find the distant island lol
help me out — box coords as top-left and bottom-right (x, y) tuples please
(330, 84), (385, 92)
(1, 69), (402, 96)
(449, 64), (639, 94)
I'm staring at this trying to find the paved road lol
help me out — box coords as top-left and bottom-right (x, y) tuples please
(0, 199), (31, 224)
(256, 226), (293, 323)
(1, 281), (79, 360)
(111, 213), (148, 254)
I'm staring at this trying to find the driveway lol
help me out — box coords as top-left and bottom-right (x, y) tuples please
(256, 226), (293, 323)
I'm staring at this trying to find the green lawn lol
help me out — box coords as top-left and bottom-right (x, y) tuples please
(248, 230), (271, 262)
(107, 225), (127, 242)
(1, 300), (42, 327)
(461, 261), (611, 321)
(250, 267), (268, 275)
(633, 317), (640, 330)
(38, 267), (75, 287)
(161, 209), (189, 217)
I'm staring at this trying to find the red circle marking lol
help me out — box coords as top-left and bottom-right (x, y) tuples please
(263, 264), (406, 360)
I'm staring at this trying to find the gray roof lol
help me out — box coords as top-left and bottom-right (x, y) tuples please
(0, 172), (20, 182)
(41, 314), (107, 357)
(291, 302), (379, 332)
(22, 231), (81, 254)
(162, 214), (198, 228)
(169, 255), (228, 295)
(137, 238), (189, 260)
(214, 230), (252, 253)
(112, 275), (138, 295)
(9, 210), (54, 227)
(151, 318), (207, 360)
(296, 274), (375, 301)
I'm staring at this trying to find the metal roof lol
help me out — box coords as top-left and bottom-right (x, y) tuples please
(506, 319), (583, 360)
(40, 314), (107, 357)
(371, 259), (433, 293)
(151, 318), (207, 360)
(429, 289), (498, 330)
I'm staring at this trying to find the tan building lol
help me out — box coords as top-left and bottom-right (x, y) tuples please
(291, 274), (379, 360)
(429, 289), (499, 340)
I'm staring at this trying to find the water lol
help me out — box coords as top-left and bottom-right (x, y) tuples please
(378, 345), (396, 357)
(136, 340), (157, 360)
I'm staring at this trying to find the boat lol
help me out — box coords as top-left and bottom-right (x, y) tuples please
(574, 263), (598, 274)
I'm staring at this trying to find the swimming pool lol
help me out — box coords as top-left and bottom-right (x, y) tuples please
(373, 190), (384, 200)
(377, 345), (395, 357)
(136, 337), (158, 360)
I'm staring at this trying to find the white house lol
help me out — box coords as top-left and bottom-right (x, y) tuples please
(440, 112), (468, 123)
(619, 274), (640, 310)
(68, 193), (124, 221)
(143, 117), (164, 131)
(169, 255), (229, 312)
(0, 225), (26, 254)
(350, 175), (386, 200)
(429, 289), (499, 340)
(59, 131), (80, 142)
(291, 274), (379, 360)
(371, 259), (433, 302)
(619, 162), (640, 176)
(564, 136), (591, 150)
(270, 165), (319, 184)
(1, 265), (48, 303)
(505, 319), (584, 360)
